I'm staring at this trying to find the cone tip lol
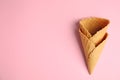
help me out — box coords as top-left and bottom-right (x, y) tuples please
(88, 69), (92, 75)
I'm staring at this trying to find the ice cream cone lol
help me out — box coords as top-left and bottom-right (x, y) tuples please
(79, 17), (109, 74)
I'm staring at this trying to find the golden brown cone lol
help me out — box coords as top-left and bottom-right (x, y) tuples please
(79, 17), (109, 74)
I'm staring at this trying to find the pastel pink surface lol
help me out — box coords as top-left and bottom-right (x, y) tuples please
(0, 0), (119, 80)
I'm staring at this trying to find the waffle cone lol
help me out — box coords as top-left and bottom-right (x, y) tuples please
(79, 17), (109, 74)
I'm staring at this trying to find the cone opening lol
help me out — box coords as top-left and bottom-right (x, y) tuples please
(80, 17), (109, 36)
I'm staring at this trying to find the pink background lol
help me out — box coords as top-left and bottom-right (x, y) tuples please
(0, 0), (120, 80)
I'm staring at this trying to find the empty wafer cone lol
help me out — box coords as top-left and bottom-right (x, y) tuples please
(79, 17), (109, 74)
